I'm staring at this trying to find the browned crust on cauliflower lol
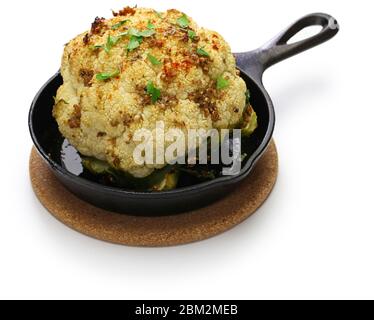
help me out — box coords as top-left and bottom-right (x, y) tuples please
(53, 8), (248, 178)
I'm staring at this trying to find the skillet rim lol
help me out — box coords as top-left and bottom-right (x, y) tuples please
(28, 70), (275, 199)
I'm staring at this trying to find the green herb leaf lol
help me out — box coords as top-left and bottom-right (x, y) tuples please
(128, 28), (142, 37)
(147, 20), (156, 29)
(127, 27), (155, 39)
(127, 36), (141, 51)
(111, 20), (128, 30)
(104, 35), (120, 53)
(138, 29), (156, 37)
(177, 14), (190, 28)
(146, 81), (161, 103)
(96, 70), (120, 81)
(197, 47), (210, 57)
(90, 44), (104, 51)
(117, 31), (129, 37)
(147, 53), (162, 65)
(188, 30), (196, 40)
(216, 75), (230, 90)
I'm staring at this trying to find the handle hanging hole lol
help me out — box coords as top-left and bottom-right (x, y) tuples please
(287, 25), (323, 44)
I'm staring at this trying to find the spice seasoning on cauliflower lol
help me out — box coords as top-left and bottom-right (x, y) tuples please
(53, 7), (252, 178)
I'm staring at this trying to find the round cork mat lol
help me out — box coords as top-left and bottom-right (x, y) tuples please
(29, 140), (278, 247)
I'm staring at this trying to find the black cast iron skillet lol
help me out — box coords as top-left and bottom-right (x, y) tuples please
(29, 13), (339, 216)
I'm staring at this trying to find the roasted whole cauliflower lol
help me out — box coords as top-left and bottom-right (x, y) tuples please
(53, 7), (249, 178)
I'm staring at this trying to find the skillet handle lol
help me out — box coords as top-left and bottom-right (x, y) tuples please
(235, 13), (339, 82)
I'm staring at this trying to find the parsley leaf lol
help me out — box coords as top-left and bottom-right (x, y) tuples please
(90, 44), (104, 51)
(216, 75), (230, 90)
(147, 53), (162, 65)
(127, 28), (155, 38)
(177, 14), (190, 28)
(117, 31), (129, 37)
(125, 28), (155, 51)
(92, 35), (121, 53)
(147, 20), (156, 29)
(188, 30), (196, 40)
(197, 47), (210, 57)
(96, 70), (120, 81)
(146, 81), (161, 103)
(127, 28), (141, 37)
(127, 36), (142, 51)
(111, 20), (128, 30)
(138, 29), (156, 37)
(104, 35), (120, 53)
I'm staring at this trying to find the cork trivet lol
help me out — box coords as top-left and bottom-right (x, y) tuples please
(29, 140), (278, 247)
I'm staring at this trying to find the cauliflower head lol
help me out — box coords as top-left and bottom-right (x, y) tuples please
(53, 7), (248, 178)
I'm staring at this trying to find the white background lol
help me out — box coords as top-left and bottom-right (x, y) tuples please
(0, 0), (373, 300)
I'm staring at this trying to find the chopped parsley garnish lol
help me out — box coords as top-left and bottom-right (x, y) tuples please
(216, 75), (230, 90)
(139, 29), (156, 37)
(96, 70), (120, 81)
(91, 35), (121, 53)
(127, 28), (140, 37)
(188, 30), (196, 40)
(117, 31), (129, 38)
(127, 27), (155, 38)
(92, 27), (157, 54)
(147, 20), (156, 29)
(127, 36), (142, 51)
(147, 53), (162, 65)
(146, 81), (161, 103)
(197, 47), (210, 57)
(111, 20), (128, 30)
(90, 44), (104, 51)
(177, 14), (190, 28)
(104, 35), (120, 53)
(124, 28), (155, 52)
